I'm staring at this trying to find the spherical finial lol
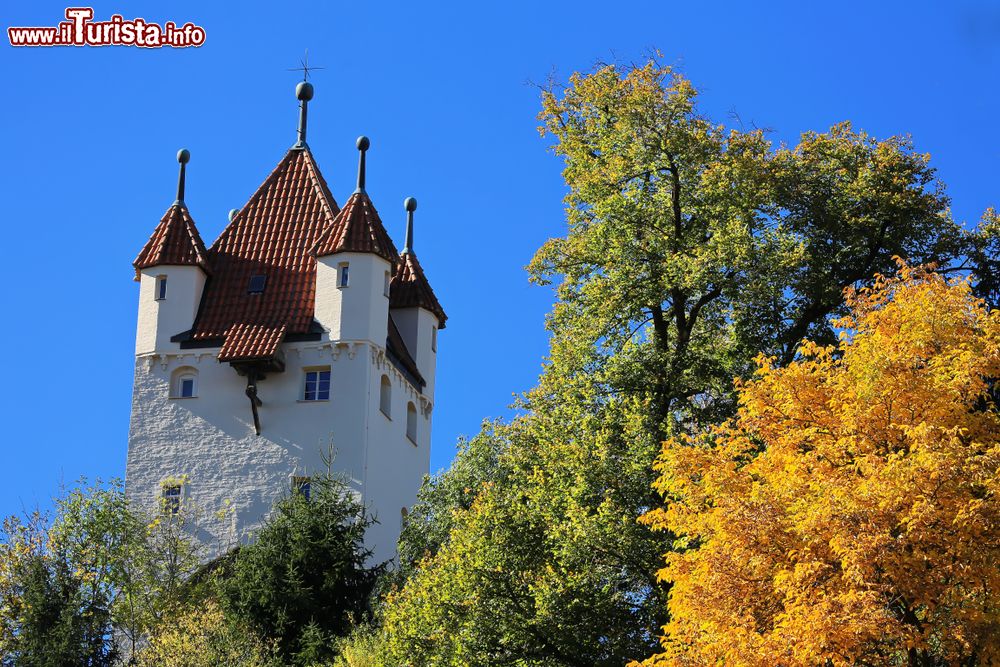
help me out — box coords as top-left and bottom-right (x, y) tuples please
(177, 148), (190, 164)
(296, 81), (314, 101)
(229, 208), (239, 221)
(404, 197), (418, 213)
(356, 135), (370, 151)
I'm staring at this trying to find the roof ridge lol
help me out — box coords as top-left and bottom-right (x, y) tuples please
(188, 146), (344, 359)
(311, 190), (400, 264)
(300, 149), (341, 224)
(133, 202), (211, 279)
(210, 148), (340, 249)
(390, 249), (447, 328)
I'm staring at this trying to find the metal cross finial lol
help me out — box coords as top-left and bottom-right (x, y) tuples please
(287, 49), (324, 81)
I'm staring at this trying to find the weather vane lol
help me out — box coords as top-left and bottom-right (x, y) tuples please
(288, 49), (324, 81)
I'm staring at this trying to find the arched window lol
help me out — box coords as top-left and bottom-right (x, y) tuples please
(170, 366), (198, 398)
(406, 402), (417, 444)
(380, 375), (392, 418)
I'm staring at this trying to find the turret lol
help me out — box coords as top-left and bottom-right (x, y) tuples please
(312, 136), (399, 346)
(390, 197), (447, 398)
(133, 149), (210, 354)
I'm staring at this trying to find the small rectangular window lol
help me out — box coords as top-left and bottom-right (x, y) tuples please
(338, 263), (350, 288)
(162, 484), (181, 515)
(248, 274), (267, 294)
(431, 326), (437, 353)
(384, 271), (391, 297)
(303, 368), (331, 401)
(155, 275), (167, 300)
(180, 378), (195, 398)
(292, 476), (311, 501)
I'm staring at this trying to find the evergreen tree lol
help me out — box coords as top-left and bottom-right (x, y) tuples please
(220, 468), (381, 665)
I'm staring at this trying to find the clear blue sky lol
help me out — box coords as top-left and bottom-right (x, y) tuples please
(2, 0), (998, 517)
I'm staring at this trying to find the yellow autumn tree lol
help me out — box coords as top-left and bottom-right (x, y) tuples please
(134, 600), (279, 667)
(640, 263), (1000, 667)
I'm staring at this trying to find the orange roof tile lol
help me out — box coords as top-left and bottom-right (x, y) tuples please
(133, 203), (211, 279)
(311, 191), (400, 264)
(390, 250), (447, 328)
(190, 148), (340, 359)
(218, 322), (288, 363)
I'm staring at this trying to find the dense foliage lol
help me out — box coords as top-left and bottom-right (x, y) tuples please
(6, 58), (1000, 667)
(639, 265), (1000, 666)
(0, 479), (203, 666)
(349, 59), (999, 666)
(0, 469), (378, 666)
(219, 470), (380, 665)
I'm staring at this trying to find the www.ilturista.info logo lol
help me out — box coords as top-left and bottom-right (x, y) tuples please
(8, 8), (205, 47)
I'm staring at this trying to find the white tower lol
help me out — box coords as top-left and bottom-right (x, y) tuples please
(133, 150), (210, 355)
(389, 197), (447, 400)
(125, 82), (446, 564)
(313, 137), (394, 347)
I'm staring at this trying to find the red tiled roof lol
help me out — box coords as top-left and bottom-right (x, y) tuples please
(311, 191), (400, 264)
(133, 203), (211, 279)
(190, 148), (340, 358)
(390, 250), (447, 328)
(218, 322), (288, 363)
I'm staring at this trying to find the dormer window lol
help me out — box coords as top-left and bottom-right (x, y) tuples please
(338, 263), (350, 288)
(155, 275), (167, 300)
(248, 274), (267, 294)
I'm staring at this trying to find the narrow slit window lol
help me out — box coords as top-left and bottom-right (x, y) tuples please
(303, 368), (331, 401)
(248, 274), (267, 294)
(380, 375), (392, 417)
(338, 263), (350, 288)
(384, 271), (391, 297)
(431, 326), (437, 353)
(406, 402), (417, 444)
(155, 275), (167, 300)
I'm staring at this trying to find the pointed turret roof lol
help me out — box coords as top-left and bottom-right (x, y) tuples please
(188, 148), (340, 352)
(133, 203), (211, 279)
(390, 250), (447, 328)
(311, 190), (400, 263)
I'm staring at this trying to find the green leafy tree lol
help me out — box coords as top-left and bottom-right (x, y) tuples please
(531, 59), (964, 431)
(219, 468), (381, 665)
(391, 423), (511, 581)
(134, 600), (279, 667)
(365, 58), (994, 666)
(0, 479), (206, 665)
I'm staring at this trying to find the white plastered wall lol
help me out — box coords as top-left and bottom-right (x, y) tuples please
(125, 340), (429, 563)
(135, 266), (206, 355)
(314, 252), (391, 346)
(390, 306), (440, 399)
(362, 347), (433, 564)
